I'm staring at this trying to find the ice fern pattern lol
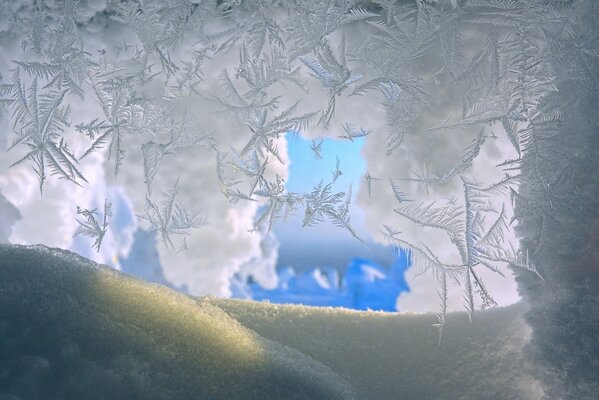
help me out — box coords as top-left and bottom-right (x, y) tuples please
(2, 1), (594, 364)
(74, 199), (112, 252)
(7, 69), (86, 194)
(139, 179), (208, 251)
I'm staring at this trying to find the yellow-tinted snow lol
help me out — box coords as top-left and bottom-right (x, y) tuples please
(0, 244), (354, 400)
(0, 244), (542, 400)
(206, 298), (544, 400)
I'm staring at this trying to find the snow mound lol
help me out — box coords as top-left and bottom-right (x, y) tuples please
(0, 244), (542, 400)
(0, 244), (355, 400)
(207, 298), (543, 400)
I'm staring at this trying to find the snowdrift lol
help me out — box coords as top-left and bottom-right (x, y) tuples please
(0, 244), (540, 399)
(0, 244), (354, 400)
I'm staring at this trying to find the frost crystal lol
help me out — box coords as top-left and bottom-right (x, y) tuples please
(74, 200), (112, 252)
(2, 0), (582, 341)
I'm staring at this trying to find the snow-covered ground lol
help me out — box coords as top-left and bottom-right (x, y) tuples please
(0, 244), (542, 400)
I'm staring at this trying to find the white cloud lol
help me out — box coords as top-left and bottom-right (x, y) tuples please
(0, 2), (524, 308)
(0, 5), (288, 298)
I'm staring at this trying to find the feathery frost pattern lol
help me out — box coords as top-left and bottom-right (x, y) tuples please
(139, 179), (208, 250)
(74, 199), (112, 252)
(8, 69), (86, 194)
(5, 0), (583, 341)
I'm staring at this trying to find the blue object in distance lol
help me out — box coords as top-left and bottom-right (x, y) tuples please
(247, 254), (410, 311)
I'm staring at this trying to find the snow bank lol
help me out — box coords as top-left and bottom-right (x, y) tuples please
(207, 298), (543, 400)
(0, 244), (541, 399)
(0, 244), (354, 400)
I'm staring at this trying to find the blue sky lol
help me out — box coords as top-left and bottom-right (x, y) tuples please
(254, 133), (410, 310)
(78, 132), (410, 310)
(273, 133), (378, 271)
(273, 133), (368, 243)
(285, 133), (366, 193)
